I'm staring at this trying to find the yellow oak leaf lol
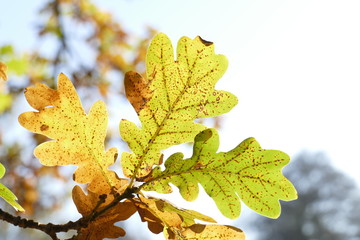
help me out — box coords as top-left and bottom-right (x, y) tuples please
(18, 73), (120, 194)
(0, 62), (7, 81)
(72, 186), (137, 240)
(135, 196), (182, 234)
(134, 196), (216, 238)
(178, 224), (245, 240)
(121, 33), (238, 178)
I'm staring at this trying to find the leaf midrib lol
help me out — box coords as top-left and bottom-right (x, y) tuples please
(80, 106), (113, 189)
(132, 45), (201, 179)
(141, 167), (275, 214)
(142, 167), (272, 189)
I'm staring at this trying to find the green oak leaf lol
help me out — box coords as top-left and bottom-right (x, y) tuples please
(0, 163), (25, 212)
(120, 33), (238, 178)
(142, 128), (297, 219)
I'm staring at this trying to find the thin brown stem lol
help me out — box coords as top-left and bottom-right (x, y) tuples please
(0, 186), (137, 240)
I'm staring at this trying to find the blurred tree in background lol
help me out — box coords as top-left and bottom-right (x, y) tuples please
(250, 152), (360, 240)
(0, 0), (155, 239)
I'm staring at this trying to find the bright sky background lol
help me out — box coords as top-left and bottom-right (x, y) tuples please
(1, 0), (360, 239)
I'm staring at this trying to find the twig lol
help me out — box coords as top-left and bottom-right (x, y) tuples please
(52, 0), (70, 77)
(0, 186), (137, 239)
(0, 208), (84, 240)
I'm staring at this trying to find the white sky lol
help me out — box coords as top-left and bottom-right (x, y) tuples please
(1, 0), (360, 239)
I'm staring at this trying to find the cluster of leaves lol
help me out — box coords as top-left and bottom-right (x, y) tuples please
(1, 33), (297, 240)
(0, 0), (154, 217)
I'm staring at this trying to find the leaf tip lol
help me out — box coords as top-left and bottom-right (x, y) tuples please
(57, 72), (75, 90)
(58, 72), (67, 78)
(16, 205), (25, 212)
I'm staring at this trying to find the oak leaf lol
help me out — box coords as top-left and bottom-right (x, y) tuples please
(72, 186), (137, 240)
(134, 196), (216, 237)
(0, 163), (24, 211)
(121, 33), (238, 178)
(18, 73), (120, 194)
(179, 224), (245, 240)
(143, 128), (297, 219)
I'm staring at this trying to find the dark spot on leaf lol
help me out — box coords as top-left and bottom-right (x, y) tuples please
(40, 124), (49, 131)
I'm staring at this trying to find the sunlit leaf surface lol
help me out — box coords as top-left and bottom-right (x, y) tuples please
(143, 128), (297, 219)
(134, 196), (218, 239)
(180, 224), (245, 240)
(18, 74), (120, 194)
(0, 62), (7, 81)
(0, 163), (24, 212)
(121, 33), (238, 178)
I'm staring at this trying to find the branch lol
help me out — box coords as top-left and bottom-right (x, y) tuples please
(0, 208), (82, 240)
(52, 0), (70, 77)
(0, 186), (137, 240)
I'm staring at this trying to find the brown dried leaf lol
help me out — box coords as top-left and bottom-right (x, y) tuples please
(72, 186), (137, 240)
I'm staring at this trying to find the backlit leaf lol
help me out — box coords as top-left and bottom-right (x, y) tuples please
(0, 163), (24, 212)
(0, 62), (7, 81)
(72, 186), (137, 240)
(134, 196), (216, 237)
(143, 128), (297, 219)
(18, 73), (120, 194)
(6, 56), (29, 76)
(135, 196), (182, 234)
(180, 224), (245, 240)
(121, 33), (238, 178)
(0, 45), (14, 55)
(158, 198), (216, 227)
